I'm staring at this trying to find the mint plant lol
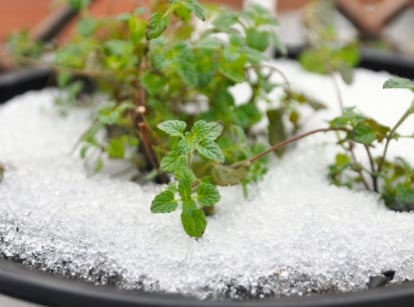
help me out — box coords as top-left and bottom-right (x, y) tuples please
(152, 120), (223, 237)
(9, 0), (414, 238)
(328, 77), (414, 210)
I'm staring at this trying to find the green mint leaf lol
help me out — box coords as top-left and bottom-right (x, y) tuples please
(196, 182), (220, 206)
(219, 55), (247, 83)
(147, 12), (170, 40)
(128, 16), (146, 46)
(181, 209), (207, 238)
(151, 190), (178, 213)
(175, 168), (196, 183)
(246, 28), (270, 52)
(211, 164), (247, 186)
(383, 78), (414, 91)
(353, 123), (376, 145)
(182, 0), (206, 21)
(142, 71), (165, 96)
(175, 42), (198, 87)
(178, 179), (193, 203)
(106, 137), (125, 159)
(196, 139), (225, 163)
(160, 151), (187, 172)
(191, 120), (223, 140)
(395, 183), (414, 205)
(158, 120), (187, 137)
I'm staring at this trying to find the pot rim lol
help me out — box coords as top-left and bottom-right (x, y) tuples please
(1, 259), (414, 307)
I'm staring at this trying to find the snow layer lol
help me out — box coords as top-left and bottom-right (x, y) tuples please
(0, 60), (414, 299)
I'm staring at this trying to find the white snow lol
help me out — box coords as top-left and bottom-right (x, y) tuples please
(0, 60), (414, 299)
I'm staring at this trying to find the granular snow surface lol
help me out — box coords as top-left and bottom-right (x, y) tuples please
(1, 60), (414, 299)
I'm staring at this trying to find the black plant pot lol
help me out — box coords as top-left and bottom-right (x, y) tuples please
(1, 50), (414, 307)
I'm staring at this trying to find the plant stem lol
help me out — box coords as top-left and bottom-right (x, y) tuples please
(364, 144), (377, 192)
(234, 127), (350, 167)
(377, 104), (413, 176)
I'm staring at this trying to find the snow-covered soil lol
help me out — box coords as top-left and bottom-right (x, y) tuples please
(0, 60), (413, 300)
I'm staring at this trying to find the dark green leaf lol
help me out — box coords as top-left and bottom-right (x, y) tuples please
(142, 71), (165, 96)
(151, 190), (178, 213)
(181, 209), (207, 238)
(158, 120), (186, 136)
(175, 42), (198, 87)
(383, 78), (414, 91)
(267, 109), (287, 157)
(353, 123), (376, 145)
(196, 183), (220, 206)
(395, 184), (414, 205)
(233, 104), (262, 128)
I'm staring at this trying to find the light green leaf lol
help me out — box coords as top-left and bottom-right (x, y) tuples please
(246, 28), (269, 52)
(106, 137), (125, 159)
(160, 151), (187, 172)
(211, 164), (248, 186)
(175, 168), (196, 182)
(129, 16), (146, 45)
(158, 120), (187, 136)
(181, 209), (207, 238)
(151, 190), (178, 213)
(196, 183), (220, 206)
(191, 120), (223, 140)
(196, 139), (225, 163)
